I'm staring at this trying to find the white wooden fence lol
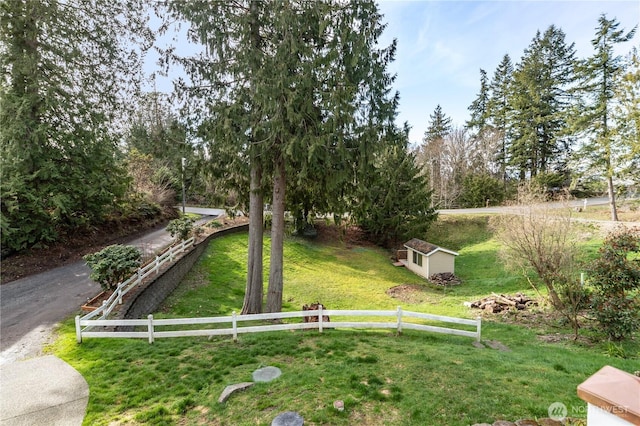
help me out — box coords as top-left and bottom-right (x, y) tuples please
(75, 306), (481, 343)
(80, 237), (195, 321)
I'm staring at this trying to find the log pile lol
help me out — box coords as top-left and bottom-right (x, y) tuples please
(302, 302), (330, 322)
(464, 292), (537, 313)
(428, 272), (462, 286)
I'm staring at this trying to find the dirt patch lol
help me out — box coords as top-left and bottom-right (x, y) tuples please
(314, 222), (375, 248)
(386, 284), (430, 304)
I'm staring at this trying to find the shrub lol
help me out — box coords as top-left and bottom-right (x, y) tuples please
(166, 216), (196, 241)
(207, 220), (223, 229)
(491, 186), (576, 311)
(588, 227), (640, 340)
(459, 173), (505, 207)
(83, 244), (142, 291)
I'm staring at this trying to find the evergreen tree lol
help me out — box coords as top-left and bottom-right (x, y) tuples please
(487, 54), (514, 182)
(508, 26), (576, 181)
(354, 124), (436, 246)
(466, 68), (490, 134)
(613, 46), (640, 187)
(165, 0), (399, 313)
(0, 0), (151, 252)
(420, 105), (452, 206)
(466, 68), (501, 178)
(574, 15), (636, 221)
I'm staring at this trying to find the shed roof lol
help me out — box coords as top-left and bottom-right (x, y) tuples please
(404, 238), (459, 257)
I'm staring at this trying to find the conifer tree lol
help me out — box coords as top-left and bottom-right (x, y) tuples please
(508, 26), (576, 181)
(487, 54), (514, 183)
(354, 124), (436, 246)
(574, 15), (636, 221)
(166, 0), (401, 313)
(466, 69), (490, 134)
(466, 68), (502, 179)
(0, 0), (151, 252)
(614, 47), (640, 184)
(420, 105), (452, 206)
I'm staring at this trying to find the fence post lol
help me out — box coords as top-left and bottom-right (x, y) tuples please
(476, 317), (482, 342)
(232, 311), (238, 342)
(148, 314), (154, 344)
(155, 255), (160, 274)
(137, 269), (142, 285)
(100, 300), (108, 319)
(75, 315), (82, 343)
(318, 305), (323, 333)
(117, 287), (122, 305)
(397, 306), (403, 334)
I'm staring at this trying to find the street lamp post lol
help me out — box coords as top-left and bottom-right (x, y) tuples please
(181, 157), (186, 214)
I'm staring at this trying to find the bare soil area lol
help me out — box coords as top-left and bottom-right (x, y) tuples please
(386, 284), (431, 304)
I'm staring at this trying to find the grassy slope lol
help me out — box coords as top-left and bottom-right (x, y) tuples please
(50, 216), (639, 426)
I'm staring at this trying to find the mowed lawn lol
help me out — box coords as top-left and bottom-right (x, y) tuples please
(50, 217), (639, 425)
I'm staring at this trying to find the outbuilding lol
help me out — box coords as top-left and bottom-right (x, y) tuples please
(401, 238), (458, 279)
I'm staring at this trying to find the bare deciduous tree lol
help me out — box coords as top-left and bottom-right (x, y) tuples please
(491, 186), (577, 310)
(417, 126), (501, 208)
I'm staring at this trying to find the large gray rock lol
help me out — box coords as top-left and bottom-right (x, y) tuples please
(272, 411), (304, 426)
(253, 366), (282, 383)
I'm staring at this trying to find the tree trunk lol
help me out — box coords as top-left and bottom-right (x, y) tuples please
(607, 173), (619, 222)
(547, 286), (564, 311)
(266, 154), (285, 313)
(241, 158), (263, 314)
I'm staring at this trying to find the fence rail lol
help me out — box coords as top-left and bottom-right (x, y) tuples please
(81, 237), (195, 321)
(76, 306), (481, 343)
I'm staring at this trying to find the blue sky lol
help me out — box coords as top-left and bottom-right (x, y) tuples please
(376, 0), (640, 145)
(148, 1), (639, 146)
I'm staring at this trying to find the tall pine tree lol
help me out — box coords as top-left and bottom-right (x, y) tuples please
(574, 15), (636, 221)
(508, 26), (576, 181)
(487, 54), (514, 183)
(165, 0), (402, 313)
(0, 0), (151, 252)
(420, 105), (452, 206)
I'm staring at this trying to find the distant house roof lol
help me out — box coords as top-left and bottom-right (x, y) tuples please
(404, 238), (459, 257)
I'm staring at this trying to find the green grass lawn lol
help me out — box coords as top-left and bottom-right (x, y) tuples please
(50, 216), (639, 425)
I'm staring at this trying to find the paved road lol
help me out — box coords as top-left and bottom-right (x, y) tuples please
(437, 196), (611, 215)
(0, 208), (222, 365)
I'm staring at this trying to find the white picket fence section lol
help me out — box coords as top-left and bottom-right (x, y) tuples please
(75, 306), (481, 343)
(80, 237), (195, 321)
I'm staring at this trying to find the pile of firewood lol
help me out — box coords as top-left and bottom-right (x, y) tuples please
(302, 302), (330, 322)
(464, 292), (537, 313)
(428, 272), (462, 286)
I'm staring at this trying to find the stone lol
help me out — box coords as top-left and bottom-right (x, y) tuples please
(253, 366), (282, 382)
(218, 382), (254, 403)
(537, 419), (562, 426)
(484, 340), (511, 351)
(470, 424), (492, 426)
(333, 400), (344, 411)
(515, 420), (540, 426)
(493, 421), (516, 426)
(271, 411), (304, 426)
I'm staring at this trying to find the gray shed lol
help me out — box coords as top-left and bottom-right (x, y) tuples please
(402, 238), (458, 279)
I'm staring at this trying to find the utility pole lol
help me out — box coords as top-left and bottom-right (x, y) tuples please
(181, 157), (186, 214)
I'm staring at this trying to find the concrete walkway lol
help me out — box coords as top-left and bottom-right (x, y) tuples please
(0, 356), (89, 426)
